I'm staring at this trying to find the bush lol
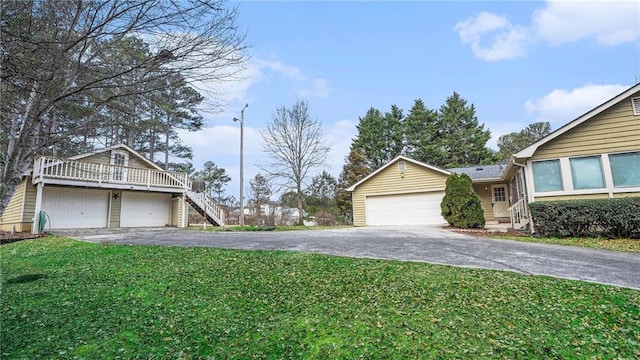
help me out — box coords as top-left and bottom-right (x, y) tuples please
(441, 173), (485, 228)
(529, 197), (640, 238)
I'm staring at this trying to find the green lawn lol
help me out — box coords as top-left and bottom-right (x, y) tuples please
(490, 235), (640, 253)
(2, 237), (639, 359)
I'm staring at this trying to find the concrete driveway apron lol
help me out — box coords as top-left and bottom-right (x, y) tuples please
(53, 226), (640, 290)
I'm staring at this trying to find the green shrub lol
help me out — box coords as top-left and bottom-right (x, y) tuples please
(529, 197), (640, 238)
(441, 173), (485, 228)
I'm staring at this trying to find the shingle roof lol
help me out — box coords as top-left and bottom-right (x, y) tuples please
(447, 164), (506, 181)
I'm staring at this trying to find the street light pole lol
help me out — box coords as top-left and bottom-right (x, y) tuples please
(234, 103), (248, 226)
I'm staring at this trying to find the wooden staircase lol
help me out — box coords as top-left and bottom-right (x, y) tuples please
(185, 190), (225, 226)
(507, 198), (529, 230)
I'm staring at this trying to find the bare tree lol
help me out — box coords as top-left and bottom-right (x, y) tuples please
(0, 0), (247, 216)
(260, 100), (331, 225)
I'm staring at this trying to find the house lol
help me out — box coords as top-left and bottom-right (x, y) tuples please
(347, 83), (640, 230)
(0, 144), (224, 233)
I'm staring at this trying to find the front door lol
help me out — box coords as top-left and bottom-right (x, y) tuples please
(491, 184), (509, 218)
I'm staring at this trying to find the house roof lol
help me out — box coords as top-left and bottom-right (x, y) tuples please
(448, 163), (507, 182)
(515, 83), (640, 159)
(346, 155), (451, 192)
(69, 143), (164, 171)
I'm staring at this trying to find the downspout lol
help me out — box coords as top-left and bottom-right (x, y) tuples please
(511, 156), (534, 233)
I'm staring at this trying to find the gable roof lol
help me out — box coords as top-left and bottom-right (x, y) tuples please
(346, 155), (451, 192)
(515, 83), (640, 159)
(448, 163), (507, 182)
(69, 143), (164, 171)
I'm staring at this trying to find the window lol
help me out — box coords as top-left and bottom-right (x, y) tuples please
(610, 152), (640, 187)
(493, 186), (506, 202)
(570, 156), (604, 189)
(397, 161), (406, 173)
(532, 160), (563, 192)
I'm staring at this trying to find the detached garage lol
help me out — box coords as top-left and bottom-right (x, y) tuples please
(347, 156), (450, 226)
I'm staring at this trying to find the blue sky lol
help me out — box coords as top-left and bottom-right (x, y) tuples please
(178, 0), (640, 200)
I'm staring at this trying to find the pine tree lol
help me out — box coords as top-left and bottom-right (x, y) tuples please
(496, 122), (551, 161)
(336, 148), (371, 222)
(435, 92), (494, 168)
(404, 99), (440, 164)
(352, 106), (404, 169)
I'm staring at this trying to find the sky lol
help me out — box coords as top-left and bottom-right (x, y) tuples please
(177, 0), (640, 201)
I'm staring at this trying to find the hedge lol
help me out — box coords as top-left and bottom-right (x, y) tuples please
(529, 197), (640, 239)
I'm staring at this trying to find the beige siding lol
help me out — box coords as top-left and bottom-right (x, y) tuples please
(473, 184), (495, 222)
(83, 152), (112, 165)
(0, 180), (27, 231)
(351, 160), (449, 226)
(23, 183), (37, 225)
(171, 196), (183, 227)
(83, 150), (156, 169)
(613, 192), (640, 198)
(110, 190), (121, 228)
(532, 94), (640, 161)
(535, 193), (610, 202)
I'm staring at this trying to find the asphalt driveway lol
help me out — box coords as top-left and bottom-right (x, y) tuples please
(52, 226), (640, 290)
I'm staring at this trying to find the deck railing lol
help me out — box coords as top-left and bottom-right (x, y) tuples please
(507, 198), (529, 230)
(33, 156), (189, 189)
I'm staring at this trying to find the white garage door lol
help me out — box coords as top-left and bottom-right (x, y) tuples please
(366, 192), (446, 226)
(42, 188), (109, 229)
(121, 192), (171, 227)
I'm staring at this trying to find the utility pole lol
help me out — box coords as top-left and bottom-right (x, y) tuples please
(233, 103), (248, 226)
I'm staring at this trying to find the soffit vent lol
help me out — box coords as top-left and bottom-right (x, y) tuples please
(632, 97), (640, 116)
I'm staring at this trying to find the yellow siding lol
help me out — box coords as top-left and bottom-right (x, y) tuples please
(473, 184), (495, 222)
(532, 94), (640, 160)
(83, 150), (155, 169)
(0, 180), (27, 231)
(171, 196), (183, 227)
(535, 193), (610, 202)
(110, 190), (121, 228)
(23, 183), (37, 224)
(351, 160), (449, 226)
(613, 192), (640, 198)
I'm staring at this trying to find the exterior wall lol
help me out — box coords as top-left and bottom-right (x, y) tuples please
(528, 92), (640, 203)
(171, 196), (184, 227)
(613, 192), (640, 198)
(535, 193), (610, 202)
(82, 150), (156, 169)
(473, 184), (495, 222)
(0, 179), (27, 232)
(110, 190), (122, 228)
(351, 159), (449, 226)
(532, 94), (640, 160)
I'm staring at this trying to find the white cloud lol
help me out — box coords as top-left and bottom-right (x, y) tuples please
(454, 12), (531, 61)
(300, 78), (331, 98)
(533, 0), (640, 46)
(524, 83), (629, 126)
(324, 119), (358, 177)
(456, 1), (640, 61)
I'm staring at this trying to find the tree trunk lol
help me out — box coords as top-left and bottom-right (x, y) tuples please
(297, 186), (304, 226)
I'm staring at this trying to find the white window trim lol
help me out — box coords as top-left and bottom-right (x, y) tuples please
(530, 152), (640, 198)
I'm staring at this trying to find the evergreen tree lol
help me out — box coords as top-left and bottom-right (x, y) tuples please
(336, 147), (371, 221)
(440, 173), (485, 228)
(306, 171), (338, 214)
(352, 106), (404, 169)
(435, 92), (493, 168)
(404, 99), (440, 164)
(496, 122), (551, 161)
(193, 161), (231, 202)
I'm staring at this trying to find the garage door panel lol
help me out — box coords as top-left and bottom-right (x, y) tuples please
(366, 192), (445, 225)
(121, 192), (170, 227)
(42, 188), (109, 229)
